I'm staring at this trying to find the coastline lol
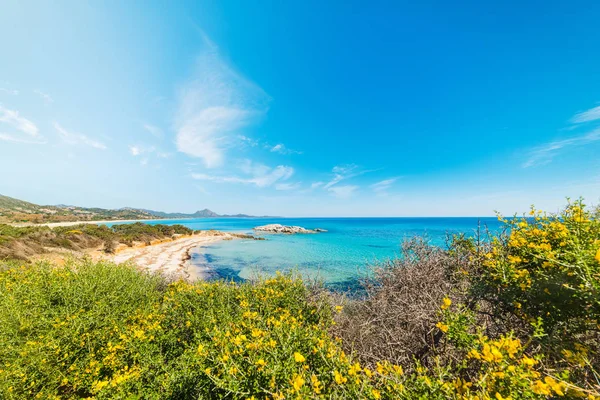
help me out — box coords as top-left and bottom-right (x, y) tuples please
(98, 232), (236, 281)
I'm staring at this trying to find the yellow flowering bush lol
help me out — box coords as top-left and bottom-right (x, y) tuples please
(1, 200), (599, 399)
(478, 201), (600, 335)
(0, 260), (403, 399)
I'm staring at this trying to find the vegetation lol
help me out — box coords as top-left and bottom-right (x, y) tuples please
(0, 193), (268, 224)
(0, 201), (598, 399)
(0, 222), (195, 261)
(0, 194), (158, 224)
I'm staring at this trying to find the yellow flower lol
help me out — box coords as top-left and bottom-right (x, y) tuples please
(595, 248), (600, 264)
(256, 359), (266, 367)
(441, 297), (452, 310)
(531, 380), (551, 395)
(495, 393), (511, 400)
(335, 305), (344, 313)
(334, 370), (347, 384)
(291, 375), (305, 392)
(521, 355), (536, 368)
(372, 389), (381, 399)
(436, 322), (449, 333)
(294, 352), (306, 363)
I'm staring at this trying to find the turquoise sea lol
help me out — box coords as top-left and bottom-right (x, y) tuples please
(111, 217), (503, 288)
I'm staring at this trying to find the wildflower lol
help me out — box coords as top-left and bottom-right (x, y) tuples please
(291, 375), (305, 392)
(595, 248), (600, 263)
(334, 370), (347, 384)
(256, 359), (266, 367)
(531, 380), (551, 395)
(495, 393), (510, 400)
(348, 362), (361, 375)
(372, 389), (381, 399)
(436, 322), (449, 333)
(521, 356), (536, 368)
(441, 297), (452, 310)
(335, 305), (343, 313)
(294, 352), (306, 363)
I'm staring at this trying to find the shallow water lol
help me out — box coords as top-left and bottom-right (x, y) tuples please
(109, 217), (502, 286)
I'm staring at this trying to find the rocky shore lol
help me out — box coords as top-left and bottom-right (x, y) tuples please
(253, 224), (327, 234)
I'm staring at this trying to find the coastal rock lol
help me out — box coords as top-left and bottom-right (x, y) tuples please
(253, 224), (326, 234)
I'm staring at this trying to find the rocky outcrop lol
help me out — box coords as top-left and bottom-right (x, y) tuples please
(253, 224), (327, 234)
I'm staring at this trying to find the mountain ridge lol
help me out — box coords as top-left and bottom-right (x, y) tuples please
(0, 194), (276, 224)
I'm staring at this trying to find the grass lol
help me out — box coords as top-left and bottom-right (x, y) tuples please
(0, 222), (196, 261)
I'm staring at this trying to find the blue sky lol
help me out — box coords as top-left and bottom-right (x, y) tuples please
(1, 0), (600, 216)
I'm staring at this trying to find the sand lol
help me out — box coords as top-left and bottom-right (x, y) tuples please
(102, 233), (234, 280)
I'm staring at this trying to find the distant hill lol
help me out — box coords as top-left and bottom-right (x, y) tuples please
(136, 208), (274, 219)
(0, 194), (274, 224)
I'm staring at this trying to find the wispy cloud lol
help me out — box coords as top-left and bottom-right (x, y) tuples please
(571, 105), (600, 124)
(54, 122), (107, 150)
(523, 103), (600, 168)
(328, 185), (358, 199)
(192, 161), (293, 188)
(370, 178), (398, 194)
(129, 145), (143, 156)
(0, 105), (43, 143)
(238, 135), (259, 147)
(174, 34), (270, 168)
(323, 164), (375, 189)
(142, 123), (163, 138)
(523, 128), (600, 168)
(0, 133), (45, 144)
(33, 90), (53, 104)
(269, 143), (302, 155)
(0, 88), (19, 96)
(311, 181), (325, 189)
(275, 182), (301, 191)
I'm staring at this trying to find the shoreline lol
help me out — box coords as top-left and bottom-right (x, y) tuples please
(99, 232), (236, 281)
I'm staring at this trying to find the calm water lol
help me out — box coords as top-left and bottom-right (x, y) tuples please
(108, 217), (502, 286)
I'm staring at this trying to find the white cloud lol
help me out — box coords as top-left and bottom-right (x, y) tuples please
(269, 143), (302, 155)
(129, 145), (142, 156)
(192, 161), (294, 188)
(571, 105), (600, 124)
(370, 178), (398, 194)
(238, 135), (258, 147)
(174, 35), (270, 168)
(0, 133), (45, 144)
(142, 123), (163, 138)
(311, 181), (325, 189)
(54, 122), (107, 150)
(328, 185), (358, 199)
(275, 182), (301, 191)
(324, 164), (363, 189)
(0, 88), (19, 95)
(33, 90), (53, 104)
(523, 128), (600, 168)
(0, 105), (44, 144)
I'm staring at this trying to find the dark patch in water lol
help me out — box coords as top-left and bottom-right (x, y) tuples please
(202, 253), (217, 263)
(206, 267), (246, 283)
(325, 278), (365, 296)
(365, 244), (391, 249)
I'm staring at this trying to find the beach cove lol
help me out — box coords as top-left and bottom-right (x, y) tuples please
(100, 216), (503, 286)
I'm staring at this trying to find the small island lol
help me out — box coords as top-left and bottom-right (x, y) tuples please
(253, 224), (327, 234)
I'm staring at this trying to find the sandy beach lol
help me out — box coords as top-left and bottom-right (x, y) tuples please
(100, 232), (236, 280)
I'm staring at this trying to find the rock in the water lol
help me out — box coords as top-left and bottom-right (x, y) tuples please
(253, 224), (326, 234)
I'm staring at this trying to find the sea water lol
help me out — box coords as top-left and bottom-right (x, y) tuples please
(113, 217), (502, 287)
